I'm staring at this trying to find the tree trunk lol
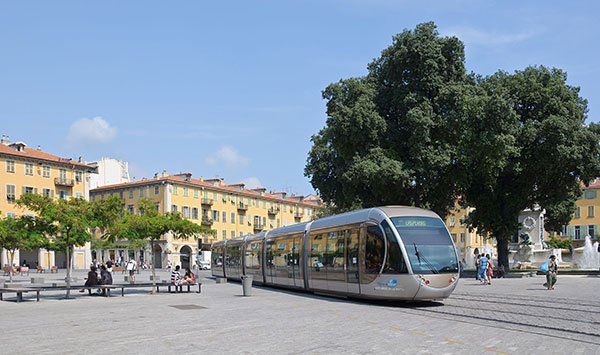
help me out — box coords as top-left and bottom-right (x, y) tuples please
(150, 240), (157, 294)
(65, 246), (71, 299)
(496, 237), (510, 271)
(9, 250), (15, 283)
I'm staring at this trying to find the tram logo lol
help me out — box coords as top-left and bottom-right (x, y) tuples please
(386, 279), (398, 289)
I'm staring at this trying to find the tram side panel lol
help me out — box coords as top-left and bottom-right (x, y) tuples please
(211, 244), (225, 278)
(244, 239), (264, 284)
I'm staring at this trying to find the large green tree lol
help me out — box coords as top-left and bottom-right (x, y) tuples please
(108, 197), (214, 293)
(17, 194), (122, 298)
(459, 66), (600, 269)
(305, 22), (467, 216)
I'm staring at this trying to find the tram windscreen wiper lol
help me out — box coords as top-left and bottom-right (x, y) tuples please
(413, 242), (439, 274)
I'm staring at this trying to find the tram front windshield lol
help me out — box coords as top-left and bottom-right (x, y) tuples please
(391, 217), (458, 274)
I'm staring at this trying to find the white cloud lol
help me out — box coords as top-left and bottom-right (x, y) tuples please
(204, 145), (250, 170)
(65, 117), (117, 147)
(442, 26), (543, 46)
(241, 177), (263, 190)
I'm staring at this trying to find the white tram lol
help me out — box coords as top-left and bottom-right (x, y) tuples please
(211, 206), (459, 301)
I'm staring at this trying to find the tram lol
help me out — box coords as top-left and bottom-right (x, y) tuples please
(211, 206), (459, 301)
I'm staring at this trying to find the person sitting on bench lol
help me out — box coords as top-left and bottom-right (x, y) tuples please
(81, 266), (99, 293)
(183, 268), (196, 284)
(99, 265), (112, 296)
(170, 265), (188, 286)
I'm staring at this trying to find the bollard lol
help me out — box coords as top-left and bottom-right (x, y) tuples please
(241, 275), (253, 296)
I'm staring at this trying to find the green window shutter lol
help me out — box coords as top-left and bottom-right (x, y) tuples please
(33, 188), (38, 194)
(22, 186), (26, 194)
(50, 190), (55, 198)
(595, 225), (598, 238)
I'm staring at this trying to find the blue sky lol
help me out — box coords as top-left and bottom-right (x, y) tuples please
(1, 1), (599, 195)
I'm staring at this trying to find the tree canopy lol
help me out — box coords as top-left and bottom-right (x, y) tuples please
(305, 22), (467, 216)
(0, 214), (48, 283)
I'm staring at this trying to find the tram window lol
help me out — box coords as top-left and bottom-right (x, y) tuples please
(381, 221), (408, 274)
(310, 234), (325, 272)
(365, 226), (385, 274)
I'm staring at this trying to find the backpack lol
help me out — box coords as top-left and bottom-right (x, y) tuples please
(540, 260), (550, 273)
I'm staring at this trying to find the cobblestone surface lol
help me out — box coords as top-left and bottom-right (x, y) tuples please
(1, 271), (599, 354)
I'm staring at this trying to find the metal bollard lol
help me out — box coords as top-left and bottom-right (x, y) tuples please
(241, 275), (253, 296)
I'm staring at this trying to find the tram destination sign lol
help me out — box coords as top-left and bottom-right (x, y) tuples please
(393, 217), (443, 228)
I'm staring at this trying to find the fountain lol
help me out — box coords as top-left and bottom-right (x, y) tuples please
(574, 235), (600, 269)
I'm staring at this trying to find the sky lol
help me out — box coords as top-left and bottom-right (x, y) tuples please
(1, 1), (599, 196)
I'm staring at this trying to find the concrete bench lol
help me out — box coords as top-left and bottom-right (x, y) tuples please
(0, 287), (41, 302)
(167, 282), (202, 294)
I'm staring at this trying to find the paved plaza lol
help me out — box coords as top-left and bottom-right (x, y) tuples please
(1, 270), (599, 355)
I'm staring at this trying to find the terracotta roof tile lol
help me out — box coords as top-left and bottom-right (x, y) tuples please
(0, 143), (93, 168)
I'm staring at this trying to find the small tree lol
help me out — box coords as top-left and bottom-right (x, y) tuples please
(109, 197), (214, 293)
(17, 194), (122, 298)
(0, 214), (48, 283)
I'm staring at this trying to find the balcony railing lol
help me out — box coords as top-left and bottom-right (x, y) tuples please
(268, 207), (280, 215)
(294, 212), (303, 218)
(253, 223), (264, 231)
(237, 202), (248, 211)
(54, 178), (74, 187)
(201, 217), (214, 226)
(201, 198), (214, 206)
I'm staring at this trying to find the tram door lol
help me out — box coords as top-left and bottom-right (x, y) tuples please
(266, 240), (275, 284)
(346, 228), (360, 295)
(291, 237), (303, 287)
(326, 230), (347, 292)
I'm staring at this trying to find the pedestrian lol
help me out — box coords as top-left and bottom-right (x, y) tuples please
(498, 264), (505, 278)
(478, 254), (489, 284)
(167, 260), (172, 271)
(543, 255), (558, 290)
(485, 254), (493, 285)
(459, 259), (466, 277)
(475, 254), (482, 281)
(126, 259), (137, 281)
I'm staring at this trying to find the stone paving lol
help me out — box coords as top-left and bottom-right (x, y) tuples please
(1, 270), (599, 354)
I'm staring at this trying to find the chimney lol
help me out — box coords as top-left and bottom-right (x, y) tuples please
(161, 170), (168, 178)
(153, 173), (159, 180)
(1, 135), (9, 145)
(78, 156), (82, 162)
(37, 145), (41, 150)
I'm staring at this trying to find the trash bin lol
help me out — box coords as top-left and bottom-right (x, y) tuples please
(241, 275), (253, 296)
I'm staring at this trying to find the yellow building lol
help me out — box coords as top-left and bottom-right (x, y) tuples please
(563, 180), (600, 247)
(89, 171), (320, 270)
(0, 136), (95, 269)
(445, 202), (494, 268)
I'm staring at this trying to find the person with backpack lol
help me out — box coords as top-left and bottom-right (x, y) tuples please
(542, 255), (558, 290)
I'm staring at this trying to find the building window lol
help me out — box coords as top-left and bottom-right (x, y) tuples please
(6, 184), (16, 201)
(574, 225), (581, 240)
(239, 214), (243, 224)
(588, 225), (595, 239)
(588, 206), (595, 217)
(231, 212), (235, 224)
(182, 206), (190, 218)
(460, 233), (465, 243)
(263, 216), (266, 226)
(119, 191), (124, 199)
(6, 160), (15, 173)
(171, 205), (178, 212)
(231, 231), (235, 238)
(283, 219), (287, 226)
(59, 190), (68, 200)
(222, 230), (226, 240)
(139, 187), (144, 197)
(75, 171), (83, 183)
(451, 233), (457, 243)
(128, 205), (134, 214)
(155, 186), (159, 195)
(59, 168), (67, 180)
(75, 192), (83, 199)
(192, 208), (198, 219)
(194, 189), (198, 198)
(42, 165), (51, 178)
(173, 186), (178, 195)
(6, 212), (16, 218)
(24, 186), (35, 194)
(42, 188), (52, 198)
(574, 207), (581, 218)
(449, 217), (456, 227)
(25, 163), (34, 176)
(155, 203), (160, 211)
(212, 210), (219, 221)
(129, 189), (134, 198)
(213, 192), (217, 201)
(459, 217), (466, 227)
(184, 187), (189, 197)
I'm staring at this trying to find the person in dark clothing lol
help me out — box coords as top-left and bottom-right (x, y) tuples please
(100, 264), (113, 296)
(81, 266), (99, 294)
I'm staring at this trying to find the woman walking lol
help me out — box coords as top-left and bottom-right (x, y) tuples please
(545, 255), (558, 290)
(485, 254), (493, 285)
